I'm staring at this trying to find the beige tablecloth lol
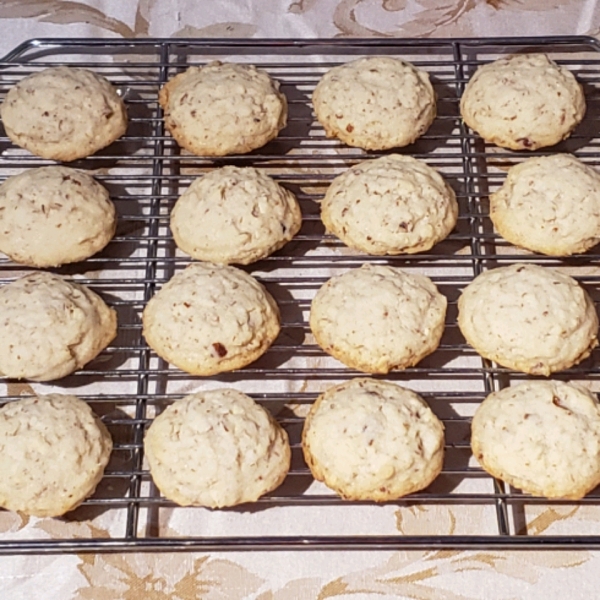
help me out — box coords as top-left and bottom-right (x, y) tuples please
(1, 1), (600, 598)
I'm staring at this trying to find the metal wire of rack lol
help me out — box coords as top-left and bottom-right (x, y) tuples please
(1, 36), (600, 553)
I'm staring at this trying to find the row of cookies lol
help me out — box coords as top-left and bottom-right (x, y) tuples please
(0, 388), (290, 516)
(319, 151), (600, 258)
(2, 150), (600, 276)
(0, 257), (596, 383)
(5, 373), (600, 517)
(0, 53), (585, 162)
(0, 381), (445, 515)
(310, 262), (598, 377)
(303, 377), (600, 502)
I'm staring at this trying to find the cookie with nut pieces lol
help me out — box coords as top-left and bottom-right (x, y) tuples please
(458, 263), (598, 375)
(302, 378), (445, 501)
(321, 154), (457, 255)
(0, 166), (116, 267)
(171, 166), (301, 265)
(0, 272), (117, 381)
(142, 262), (280, 375)
(309, 264), (447, 373)
(490, 154), (600, 256)
(145, 388), (291, 508)
(312, 56), (436, 150)
(460, 53), (585, 150)
(471, 380), (600, 499)
(159, 61), (287, 156)
(0, 394), (112, 517)
(0, 66), (127, 161)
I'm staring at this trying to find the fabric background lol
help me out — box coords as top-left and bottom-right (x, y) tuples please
(1, 1), (600, 598)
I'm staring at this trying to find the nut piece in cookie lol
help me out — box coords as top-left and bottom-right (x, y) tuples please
(0, 166), (116, 267)
(321, 154), (457, 255)
(471, 380), (600, 499)
(171, 166), (302, 265)
(458, 263), (598, 375)
(460, 53), (585, 151)
(0, 66), (127, 161)
(0, 272), (117, 381)
(312, 56), (436, 150)
(490, 154), (600, 256)
(309, 263), (447, 373)
(144, 389), (291, 508)
(0, 394), (112, 517)
(142, 262), (280, 375)
(302, 378), (444, 501)
(159, 61), (287, 156)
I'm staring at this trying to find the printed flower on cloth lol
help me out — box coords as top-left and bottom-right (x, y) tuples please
(72, 553), (263, 600)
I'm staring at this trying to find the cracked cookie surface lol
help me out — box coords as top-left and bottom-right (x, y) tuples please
(321, 154), (457, 255)
(471, 380), (600, 499)
(171, 166), (301, 265)
(0, 166), (116, 267)
(159, 61), (287, 156)
(302, 378), (444, 501)
(312, 56), (436, 150)
(145, 388), (290, 508)
(142, 262), (280, 375)
(458, 263), (598, 375)
(460, 53), (585, 150)
(0, 66), (127, 161)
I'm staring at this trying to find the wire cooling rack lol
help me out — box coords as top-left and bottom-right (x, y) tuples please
(2, 36), (600, 553)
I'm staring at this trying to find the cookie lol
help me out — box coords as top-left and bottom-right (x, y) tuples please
(309, 264), (447, 373)
(0, 272), (117, 381)
(302, 378), (444, 501)
(312, 56), (436, 150)
(471, 380), (600, 499)
(171, 166), (302, 265)
(144, 388), (291, 508)
(159, 61), (287, 156)
(142, 262), (280, 375)
(460, 53), (585, 151)
(458, 263), (598, 375)
(321, 154), (457, 255)
(0, 66), (127, 161)
(0, 394), (112, 517)
(490, 154), (600, 256)
(0, 166), (116, 267)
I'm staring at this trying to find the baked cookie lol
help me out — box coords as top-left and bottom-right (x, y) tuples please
(159, 61), (287, 156)
(0, 394), (112, 516)
(171, 166), (302, 265)
(458, 263), (598, 375)
(0, 272), (117, 381)
(142, 262), (280, 375)
(0, 66), (127, 161)
(471, 380), (600, 499)
(312, 56), (436, 150)
(490, 154), (600, 256)
(309, 264), (447, 373)
(0, 166), (116, 267)
(302, 378), (444, 501)
(321, 154), (457, 255)
(144, 388), (290, 508)
(460, 53), (585, 151)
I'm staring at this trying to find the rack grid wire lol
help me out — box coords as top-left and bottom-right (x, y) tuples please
(1, 36), (600, 553)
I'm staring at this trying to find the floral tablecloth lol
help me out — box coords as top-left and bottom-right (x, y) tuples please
(1, 1), (600, 599)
